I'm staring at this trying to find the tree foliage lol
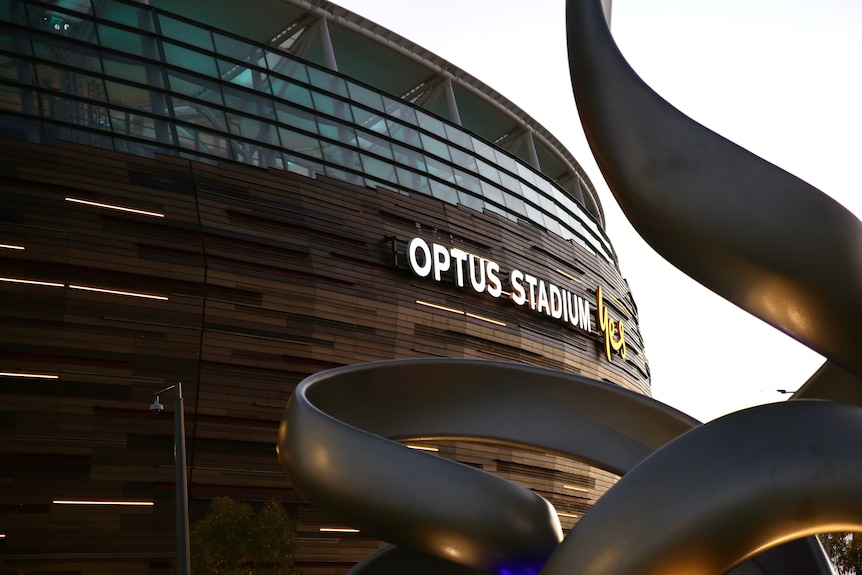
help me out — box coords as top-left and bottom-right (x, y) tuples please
(193, 497), (297, 575)
(820, 533), (862, 575)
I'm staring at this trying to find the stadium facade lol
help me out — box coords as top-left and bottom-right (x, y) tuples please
(0, 0), (647, 573)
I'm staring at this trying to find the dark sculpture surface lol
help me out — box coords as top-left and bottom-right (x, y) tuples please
(278, 1), (862, 574)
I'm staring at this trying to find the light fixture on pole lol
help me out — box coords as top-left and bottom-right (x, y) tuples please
(151, 383), (191, 575)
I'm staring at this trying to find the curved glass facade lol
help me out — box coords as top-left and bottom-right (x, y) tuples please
(0, 0), (617, 264)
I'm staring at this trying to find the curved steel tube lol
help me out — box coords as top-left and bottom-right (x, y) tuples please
(278, 358), (697, 574)
(566, 0), (862, 377)
(540, 400), (862, 575)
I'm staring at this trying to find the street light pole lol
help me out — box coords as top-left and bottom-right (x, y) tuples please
(151, 382), (191, 575)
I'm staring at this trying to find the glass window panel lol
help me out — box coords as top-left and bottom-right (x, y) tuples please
(109, 108), (172, 144)
(225, 112), (267, 139)
(416, 111), (446, 138)
(219, 64), (271, 93)
(167, 70), (223, 105)
(321, 141), (361, 171)
(360, 154), (397, 184)
(158, 15), (213, 51)
(383, 96), (417, 124)
(476, 158), (501, 183)
(0, 84), (37, 115)
(457, 191), (485, 212)
(392, 143), (426, 172)
(542, 214), (562, 236)
(519, 182), (540, 205)
(270, 77), (313, 108)
(1, 1), (28, 23)
(312, 91), (352, 121)
(453, 169), (482, 195)
(324, 165), (363, 186)
(430, 180), (459, 205)
(39, 93), (102, 126)
(222, 85), (274, 119)
(516, 160), (537, 186)
(525, 203), (543, 225)
(419, 133), (451, 161)
(480, 180), (505, 206)
(2, 28), (32, 55)
(503, 192), (526, 216)
(471, 137), (496, 162)
(31, 36), (102, 71)
(36, 63), (106, 101)
(425, 156), (454, 182)
(352, 105), (388, 134)
(493, 149), (518, 174)
(388, 120), (421, 148)
(232, 138), (279, 167)
(483, 201), (506, 218)
(285, 152), (323, 177)
(347, 82), (383, 111)
(99, 24), (159, 56)
(105, 80), (169, 115)
(102, 52), (161, 87)
(175, 125), (230, 158)
(173, 97), (227, 131)
(448, 146), (477, 172)
(279, 127), (322, 158)
(444, 123), (473, 150)
(396, 167), (431, 196)
(102, 0), (152, 30)
(163, 42), (219, 78)
(535, 176), (554, 196)
(499, 170), (520, 194)
(214, 33), (262, 63)
(307, 67), (348, 97)
(356, 130), (393, 160)
(538, 193), (557, 216)
(317, 117), (357, 147)
(267, 52), (308, 83)
(275, 102), (317, 134)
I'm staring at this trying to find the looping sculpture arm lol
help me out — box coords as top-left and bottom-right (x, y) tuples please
(278, 358), (697, 575)
(566, 0), (862, 377)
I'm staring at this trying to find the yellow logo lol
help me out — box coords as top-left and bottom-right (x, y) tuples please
(596, 286), (626, 362)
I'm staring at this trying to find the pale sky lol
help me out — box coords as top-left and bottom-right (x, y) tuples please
(333, 0), (862, 422)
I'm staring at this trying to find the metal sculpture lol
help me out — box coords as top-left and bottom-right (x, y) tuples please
(278, 359), (697, 575)
(278, 1), (862, 574)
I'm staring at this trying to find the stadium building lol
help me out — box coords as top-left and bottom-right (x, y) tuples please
(0, 1), (648, 573)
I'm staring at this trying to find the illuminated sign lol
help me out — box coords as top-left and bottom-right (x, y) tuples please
(405, 237), (626, 362)
(596, 285), (626, 361)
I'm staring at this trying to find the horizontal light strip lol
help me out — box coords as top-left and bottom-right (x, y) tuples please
(609, 293), (633, 318)
(556, 512), (578, 518)
(69, 285), (168, 301)
(0, 243), (25, 250)
(0, 533), (5, 538)
(416, 301), (505, 327)
(406, 444), (439, 452)
(53, 500), (154, 506)
(562, 484), (589, 493)
(465, 312), (506, 327)
(555, 268), (582, 284)
(65, 197), (164, 218)
(319, 527), (359, 533)
(416, 300), (464, 315)
(0, 372), (59, 379)
(0, 277), (63, 287)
